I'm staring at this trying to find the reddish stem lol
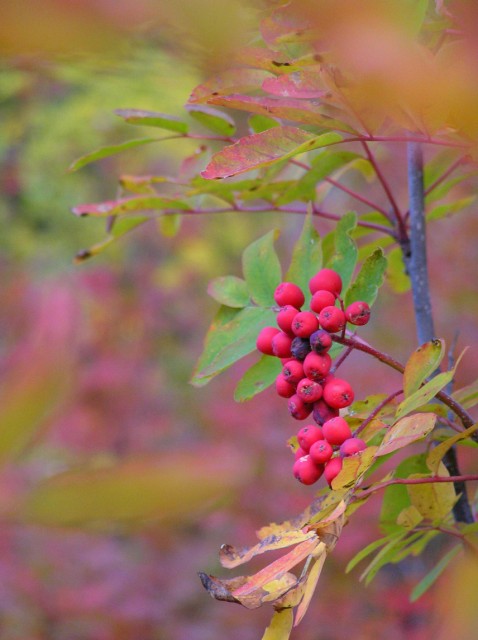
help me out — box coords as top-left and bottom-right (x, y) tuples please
(358, 474), (478, 500)
(354, 389), (403, 436)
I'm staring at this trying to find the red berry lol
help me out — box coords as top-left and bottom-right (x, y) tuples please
(277, 305), (300, 334)
(297, 378), (323, 403)
(293, 455), (324, 485)
(303, 351), (332, 381)
(345, 301), (371, 326)
(288, 394), (313, 420)
(291, 311), (320, 338)
(310, 290), (336, 314)
(294, 446), (308, 459)
(271, 332), (293, 358)
(282, 359), (304, 385)
(274, 282), (305, 308)
(322, 417), (352, 446)
(256, 326), (280, 355)
(318, 306), (346, 333)
(309, 439), (334, 465)
(309, 329), (332, 354)
(340, 437), (367, 457)
(309, 269), (342, 296)
(275, 373), (296, 398)
(297, 424), (324, 451)
(324, 457), (343, 487)
(323, 377), (355, 409)
(312, 399), (340, 425)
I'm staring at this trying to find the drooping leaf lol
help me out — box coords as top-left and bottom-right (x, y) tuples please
(191, 306), (276, 386)
(74, 216), (150, 263)
(207, 276), (250, 308)
(230, 537), (320, 600)
(403, 339), (445, 398)
(201, 127), (342, 180)
(344, 248), (387, 307)
(68, 137), (160, 172)
(359, 531), (408, 583)
(186, 105), (236, 136)
(376, 413), (436, 457)
(220, 530), (317, 569)
(261, 609), (294, 640)
(20, 449), (249, 528)
(380, 454), (430, 532)
(410, 544), (462, 602)
(407, 463), (457, 522)
(115, 108), (188, 133)
(395, 351), (466, 420)
(72, 195), (191, 217)
(234, 355), (282, 402)
(284, 208), (322, 297)
(242, 230), (282, 306)
(294, 551), (327, 626)
(326, 211), (358, 291)
(426, 423), (478, 474)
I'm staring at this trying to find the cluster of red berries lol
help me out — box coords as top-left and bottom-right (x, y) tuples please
(255, 268), (371, 487)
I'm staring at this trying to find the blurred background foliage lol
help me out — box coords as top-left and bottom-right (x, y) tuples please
(0, 1), (477, 639)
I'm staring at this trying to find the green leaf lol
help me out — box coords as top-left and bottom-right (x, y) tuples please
(72, 195), (191, 217)
(410, 545), (462, 602)
(191, 306), (276, 386)
(242, 230), (282, 306)
(380, 454), (429, 532)
(284, 208), (322, 297)
(376, 413), (436, 457)
(326, 211), (358, 291)
(207, 276), (250, 308)
(403, 339), (445, 398)
(68, 137), (160, 172)
(201, 126), (342, 179)
(115, 109), (188, 133)
(452, 377), (478, 409)
(344, 248), (387, 307)
(261, 608), (294, 640)
(386, 246), (411, 293)
(395, 351), (466, 420)
(427, 195), (476, 221)
(426, 423), (478, 474)
(278, 151), (362, 205)
(187, 105), (236, 136)
(74, 216), (150, 263)
(359, 531), (408, 584)
(157, 213), (182, 238)
(20, 449), (248, 529)
(234, 355), (282, 402)
(346, 535), (393, 574)
(248, 114), (280, 133)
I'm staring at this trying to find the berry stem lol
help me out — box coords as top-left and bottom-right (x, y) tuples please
(357, 474), (478, 500)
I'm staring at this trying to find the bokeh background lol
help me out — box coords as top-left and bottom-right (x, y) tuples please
(1, 1), (477, 639)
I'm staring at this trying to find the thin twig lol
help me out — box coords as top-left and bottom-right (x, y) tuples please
(354, 389), (403, 436)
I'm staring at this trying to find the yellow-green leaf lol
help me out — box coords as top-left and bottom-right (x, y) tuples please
(376, 413), (436, 457)
(403, 339), (445, 398)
